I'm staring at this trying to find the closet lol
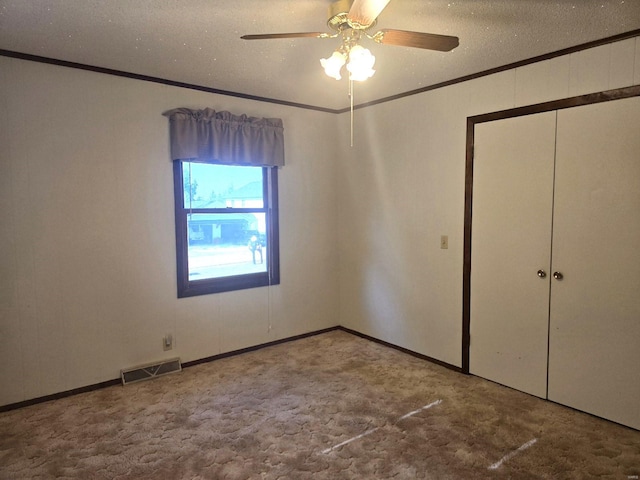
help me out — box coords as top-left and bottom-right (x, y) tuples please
(468, 94), (640, 430)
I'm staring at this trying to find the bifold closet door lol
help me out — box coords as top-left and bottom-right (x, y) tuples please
(548, 96), (640, 430)
(470, 111), (556, 398)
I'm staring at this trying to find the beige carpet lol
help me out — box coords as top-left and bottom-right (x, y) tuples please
(0, 330), (638, 479)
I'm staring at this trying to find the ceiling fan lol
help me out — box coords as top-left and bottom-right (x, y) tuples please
(241, 0), (459, 81)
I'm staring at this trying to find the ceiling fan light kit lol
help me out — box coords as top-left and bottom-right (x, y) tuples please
(320, 30), (376, 82)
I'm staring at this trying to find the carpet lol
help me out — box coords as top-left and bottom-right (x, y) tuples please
(0, 330), (638, 479)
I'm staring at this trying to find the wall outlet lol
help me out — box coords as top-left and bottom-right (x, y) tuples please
(440, 235), (449, 249)
(163, 334), (173, 351)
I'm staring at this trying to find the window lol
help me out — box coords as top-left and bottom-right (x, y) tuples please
(173, 161), (279, 297)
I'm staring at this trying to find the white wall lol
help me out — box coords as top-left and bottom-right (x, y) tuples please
(337, 36), (640, 367)
(0, 57), (340, 406)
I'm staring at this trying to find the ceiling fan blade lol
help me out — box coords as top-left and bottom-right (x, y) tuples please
(241, 32), (329, 40)
(374, 29), (459, 51)
(347, 0), (391, 27)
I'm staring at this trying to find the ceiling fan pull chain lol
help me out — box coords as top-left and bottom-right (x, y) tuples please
(350, 78), (354, 147)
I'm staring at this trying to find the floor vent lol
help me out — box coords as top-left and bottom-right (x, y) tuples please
(121, 357), (182, 385)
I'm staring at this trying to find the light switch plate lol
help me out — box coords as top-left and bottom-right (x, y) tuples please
(163, 334), (173, 351)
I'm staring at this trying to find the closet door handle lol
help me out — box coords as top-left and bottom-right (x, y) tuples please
(537, 270), (547, 278)
(553, 271), (564, 280)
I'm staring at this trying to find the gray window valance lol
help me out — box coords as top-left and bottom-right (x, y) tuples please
(163, 108), (285, 167)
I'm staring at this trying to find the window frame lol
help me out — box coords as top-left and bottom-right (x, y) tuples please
(172, 161), (280, 298)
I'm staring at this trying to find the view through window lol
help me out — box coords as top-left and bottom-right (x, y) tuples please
(174, 161), (279, 297)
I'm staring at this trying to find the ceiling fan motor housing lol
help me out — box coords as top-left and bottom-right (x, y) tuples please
(328, 0), (376, 31)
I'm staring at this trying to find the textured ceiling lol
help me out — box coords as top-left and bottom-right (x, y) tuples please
(1, 0), (640, 111)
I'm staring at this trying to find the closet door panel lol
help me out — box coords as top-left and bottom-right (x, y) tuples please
(549, 96), (640, 429)
(470, 112), (556, 398)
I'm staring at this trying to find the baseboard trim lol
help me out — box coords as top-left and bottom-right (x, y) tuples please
(180, 326), (341, 369)
(0, 325), (459, 412)
(337, 326), (462, 373)
(0, 378), (122, 413)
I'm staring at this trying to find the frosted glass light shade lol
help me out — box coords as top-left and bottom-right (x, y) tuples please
(320, 51), (347, 80)
(346, 45), (375, 81)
